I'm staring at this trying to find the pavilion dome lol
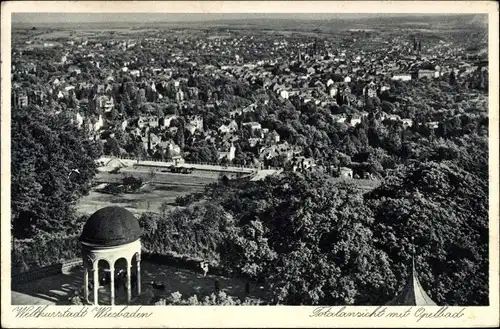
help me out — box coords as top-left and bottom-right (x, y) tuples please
(80, 206), (141, 247)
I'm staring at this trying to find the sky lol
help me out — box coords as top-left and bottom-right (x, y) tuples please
(12, 13), (466, 24)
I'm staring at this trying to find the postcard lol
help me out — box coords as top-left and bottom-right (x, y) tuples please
(1, 1), (498, 328)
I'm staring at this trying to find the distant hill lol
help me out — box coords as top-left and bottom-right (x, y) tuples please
(14, 13), (487, 32)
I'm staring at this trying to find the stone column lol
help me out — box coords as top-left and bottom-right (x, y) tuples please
(127, 265), (131, 302)
(110, 268), (115, 306)
(93, 263), (99, 306)
(84, 267), (89, 304)
(137, 257), (141, 295)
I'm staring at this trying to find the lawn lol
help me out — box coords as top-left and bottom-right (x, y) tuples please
(76, 184), (203, 216)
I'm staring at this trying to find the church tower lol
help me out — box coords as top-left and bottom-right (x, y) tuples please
(386, 238), (437, 306)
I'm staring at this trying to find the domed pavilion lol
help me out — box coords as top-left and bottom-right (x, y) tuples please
(79, 206), (142, 305)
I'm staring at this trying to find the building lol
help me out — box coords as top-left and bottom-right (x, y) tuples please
(79, 207), (142, 305)
(96, 96), (115, 113)
(218, 144), (236, 162)
(75, 112), (84, 129)
(329, 86), (338, 98)
(392, 74), (412, 81)
(418, 69), (436, 80)
(159, 115), (178, 128)
(292, 157), (316, 172)
(269, 130), (280, 144)
(16, 93), (29, 108)
(279, 89), (289, 100)
(350, 117), (362, 127)
(242, 122), (262, 132)
(402, 119), (413, 128)
(175, 90), (184, 102)
(188, 115), (204, 131)
(340, 167), (353, 178)
(137, 116), (159, 129)
(386, 258), (437, 306)
(364, 81), (377, 98)
(426, 121), (439, 129)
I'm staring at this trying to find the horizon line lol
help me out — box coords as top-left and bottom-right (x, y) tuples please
(12, 13), (483, 25)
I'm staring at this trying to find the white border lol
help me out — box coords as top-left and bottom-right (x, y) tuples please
(1, 1), (498, 328)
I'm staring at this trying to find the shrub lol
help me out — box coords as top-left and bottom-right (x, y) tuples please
(12, 232), (80, 274)
(153, 291), (262, 305)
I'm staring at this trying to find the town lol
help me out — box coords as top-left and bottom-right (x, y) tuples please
(11, 19), (487, 180)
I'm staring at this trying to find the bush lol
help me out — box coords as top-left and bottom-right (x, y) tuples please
(12, 232), (80, 274)
(153, 291), (262, 305)
(139, 203), (229, 267)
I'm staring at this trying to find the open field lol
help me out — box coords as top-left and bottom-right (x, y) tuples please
(76, 184), (204, 216)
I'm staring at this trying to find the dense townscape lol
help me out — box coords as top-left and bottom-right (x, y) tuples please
(11, 14), (489, 306)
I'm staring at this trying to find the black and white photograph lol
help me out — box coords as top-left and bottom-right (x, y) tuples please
(1, 1), (498, 328)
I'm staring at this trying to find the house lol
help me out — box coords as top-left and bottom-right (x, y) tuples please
(380, 85), (391, 92)
(187, 87), (199, 99)
(167, 141), (182, 157)
(402, 119), (413, 128)
(391, 74), (412, 81)
(137, 116), (159, 129)
(159, 115), (178, 128)
(279, 89), (289, 100)
(388, 114), (401, 121)
(93, 115), (104, 132)
(335, 116), (347, 124)
(229, 110), (242, 118)
(75, 112), (84, 128)
(175, 90), (184, 102)
(329, 86), (338, 98)
(219, 120), (238, 134)
(340, 167), (353, 178)
(269, 130), (280, 144)
(259, 142), (299, 162)
(364, 81), (377, 98)
(426, 121), (439, 129)
(292, 156), (316, 172)
(185, 123), (197, 135)
(130, 70), (141, 77)
(248, 138), (261, 148)
(218, 143), (236, 161)
(418, 69), (436, 79)
(144, 132), (161, 152)
(188, 115), (203, 131)
(242, 122), (262, 132)
(96, 95), (114, 112)
(16, 93), (28, 108)
(219, 125), (231, 134)
(350, 117), (362, 127)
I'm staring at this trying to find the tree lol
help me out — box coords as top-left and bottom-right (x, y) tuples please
(175, 125), (185, 150)
(11, 106), (101, 239)
(365, 160), (488, 305)
(104, 137), (121, 156)
(449, 71), (457, 86)
(205, 172), (396, 305)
